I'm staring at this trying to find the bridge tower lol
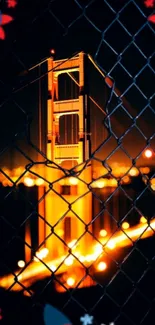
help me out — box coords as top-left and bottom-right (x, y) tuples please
(38, 52), (92, 259)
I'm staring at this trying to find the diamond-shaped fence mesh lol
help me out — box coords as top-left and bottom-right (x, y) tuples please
(0, 0), (155, 324)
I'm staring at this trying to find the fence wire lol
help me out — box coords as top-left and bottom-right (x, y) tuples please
(0, 0), (155, 324)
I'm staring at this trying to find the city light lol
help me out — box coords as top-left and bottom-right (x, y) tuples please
(50, 265), (56, 272)
(64, 256), (74, 266)
(17, 260), (25, 268)
(34, 248), (49, 262)
(122, 176), (131, 184)
(94, 243), (103, 255)
(99, 229), (107, 237)
(150, 178), (155, 191)
(140, 216), (148, 224)
(129, 167), (139, 177)
(144, 149), (153, 158)
(50, 49), (55, 55)
(66, 277), (75, 287)
(106, 240), (116, 250)
(122, 222), (130, 230)
(68, 239), (78, 249)
(139, 167), (150, 174)
(96, 180), (105, 188)
(69, 177), (78, 185)
(0, 164), (151, 187)
(23, 177), (34, 187)
(96, 261), (107, 271)
(57, 229), (64, 237)
(1, 219), (155, 291)
(35, 178), (44, 186)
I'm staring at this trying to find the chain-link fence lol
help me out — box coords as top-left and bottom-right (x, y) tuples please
(0, 0), (155, 324)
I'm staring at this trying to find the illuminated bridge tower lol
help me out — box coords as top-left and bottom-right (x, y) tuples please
(39, 52), (92, 258)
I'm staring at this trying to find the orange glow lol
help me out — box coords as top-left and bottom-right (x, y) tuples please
(105, 76), (114, 88)
(68, 239), (78, 249)
(150, 178), (155, 185)
(140, 167), (150, 174)
(94, 243), (103, 256)
(1, 219), (155, 291)
(99, 229), (107, 237)
(150, 178), (155, 191)
(23, 290), (33, 297)
(50, 265), (56, 272)
(17, 260), (25, 268)
(35, 178), (44, 186)
(106, 240), (116, 250)
(23, 177), (34, 187)
(57, 229), (64, 237)
(129, 167), (139, 177)
(34, 248), (49, 262)
(1, 164), (150, 188)
(122, 222), (130, 230)
(140, 216), (148, 224)
(69, 177), (78, 185)
(96, 261), (107, 271)
(59, 179), (65, 185)
(107, 221), (155, 247)
(50, 49), (55, 55)
(96, 180), (105, 188)
(122, 176), (131, 184)
(66, 277), (75, 287)
(64, 256), (74, 266)
(91, 178), (117, 188)
(144, 149), (153, 158)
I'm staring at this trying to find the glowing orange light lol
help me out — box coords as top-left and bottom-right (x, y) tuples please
(139, 167), (150, 174)
(64, 256), (74, 266)
(129, 167), (139, 177)
(35, 178), (44, 186)
(150, 178), (155, 185)
(59, 179), (65, 185)
(23, 290), (33, 297)
(140, 216), (147, 224)
(105, 76), (114, 88)
(34, 248), (49, 262)
(109, 178), (118, 187)
(57, 229), (64, 237)
(69, 177), (78, 185)
(23, 177), (34, 187)
(122, 176), (131, 184)
(144, 149), (153, 158)
(96, 180), (105, 188)
(50, 49), (55, 55)
(96, 261), (107, 271)
(50, 265), (56, 272)
(85, 255), (93, 262)
(99, 229), (107, 237)
(66, 277), (75, 287)
(2, 219), (155, 291)
(17, 260), (25, 268)
(68, 239), (78, 249)
(106, 240), (116, 250)
(150, 178), (155, 190)
(122, 222), (130, 230)
(94, 243), (103, 255)
(79, 255), (85, 262)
